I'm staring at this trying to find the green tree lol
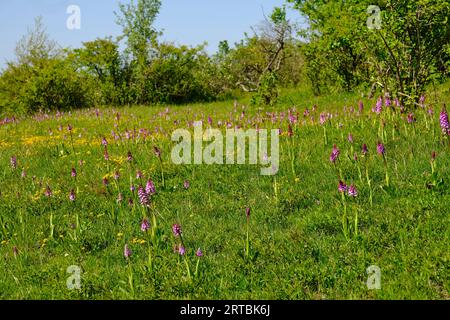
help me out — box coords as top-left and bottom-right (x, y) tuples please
(14, 16), (61, 66)
(115, 0), (161, 62)
(144, 43), (218, 104)
(0, 17), (89, 114)
(288, 0), (450, 104)
(219, 6), (296, 105)
(115, 0), (162, 104)
(72, 38), (126, 105)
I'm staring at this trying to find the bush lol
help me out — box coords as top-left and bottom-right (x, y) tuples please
(0, 58), (91, 115)
(143, 43), (219, 104)
(71, 38), (127, 106)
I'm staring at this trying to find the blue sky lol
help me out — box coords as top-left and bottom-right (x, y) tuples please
(0, 0), (302, 69)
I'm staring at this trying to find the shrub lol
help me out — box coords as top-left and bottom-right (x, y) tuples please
(0, 58), (91, 115)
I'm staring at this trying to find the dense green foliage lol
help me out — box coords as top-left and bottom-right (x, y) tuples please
(0, 84), (449, 299)
(0, 1), (449, 300)
(0, 17), (90, 114)
(288, 0), (450, 104)
(0, 3), (304, 115)
(0, 0), (448, 113)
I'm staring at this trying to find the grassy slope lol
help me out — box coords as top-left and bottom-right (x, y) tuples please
(0, 83), (449, 299)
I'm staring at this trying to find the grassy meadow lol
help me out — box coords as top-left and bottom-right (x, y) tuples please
(0, 85), (449, 299)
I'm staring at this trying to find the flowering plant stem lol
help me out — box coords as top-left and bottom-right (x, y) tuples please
(179, 235), (192, 281)
(158, 157), (165, 188)
(147, 246), (153, 273)
(341, 192), (349, 240)
(289, 139), (296, 178)
(127, 262), (135, 298)
(245, 217), (250, 260)
(69, 130), (75, 154)
(383, 155), (390, 187)
(49, 201), (54, 239)
(194, 257), (201, 277)
(357, 162), (363, 184)
(366, 166), (373, 207)
(151, 212), (158, 243)
(273, 176), (278, 203)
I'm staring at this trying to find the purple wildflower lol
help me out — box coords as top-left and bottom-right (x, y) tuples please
(153, 146), (161, 158)
(362, 144), (368, 155)
(124, 244), (132, 259)
(13, 246), (19, 257)
(183, 180), (190, 190)
(419, 95), (425, 106)
(172, 224), (182, 237)
(407, 113), (416, 124)
(71, 167), (77, 178)
(113, 171), (120, 180)
(178, 245), (186, 256)
(136, 170), (143, 179)
(347, 185), (358, 197)
(103, 148), (109, 161)
(288, 123), (293, 137)
(102, 177), (109, 186)
(375, 97), (383, 114)
(358, 101), (364, 113)
(440, 106), (449, 134)
(10, 156), (17, 170)
(146, 179), (156, 195)
(69, 189), (76, 202)
(138, 185), (150, 207)
(348, 134), (354, 144)
(127, 151), (133, 162)
(377, 142), (385, 156)
(319, 113), (327, 125)
(338, 181), (347, 193)
(44, 185), (52, 197)
(246, 207), (251, 219)
(330, 145), (340, 163)
(141, 218), (150, 232)
(101, 137), (108, 146)
(196, 248), (203, 257)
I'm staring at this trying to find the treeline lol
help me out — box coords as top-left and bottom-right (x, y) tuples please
(0, 0), (449, 115)
(288, 0), (449, 103)
(0, 2), (303, 115)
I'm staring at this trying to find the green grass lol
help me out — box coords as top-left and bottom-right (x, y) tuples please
(0, 84), (449, 299)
